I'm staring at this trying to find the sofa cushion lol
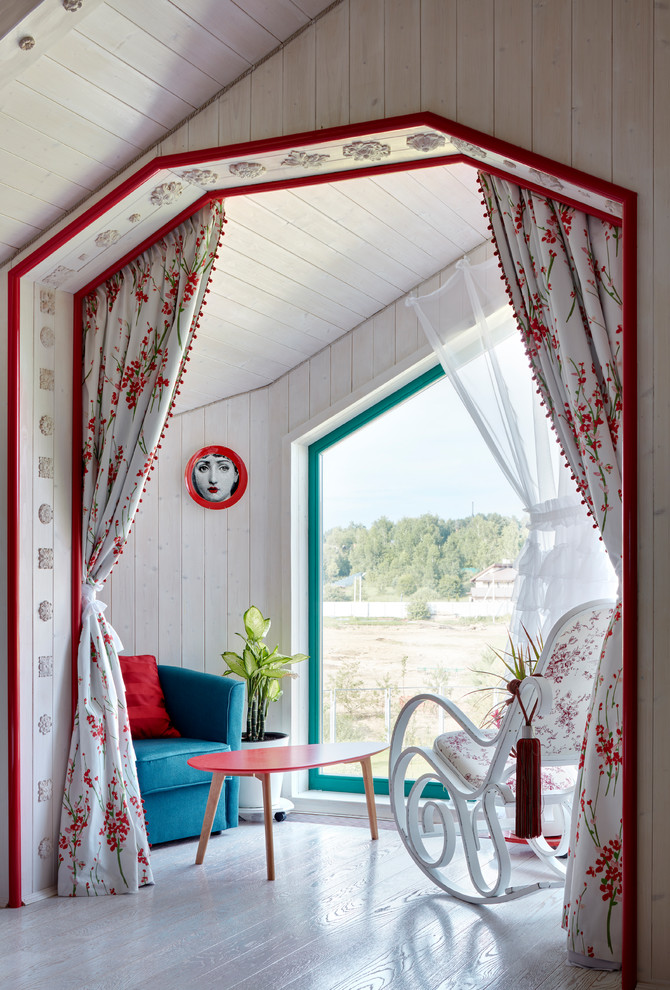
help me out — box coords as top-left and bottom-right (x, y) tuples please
(120, 654), (181, 739)
(134, 737), (231, 794)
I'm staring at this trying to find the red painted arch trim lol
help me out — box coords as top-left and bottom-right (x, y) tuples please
(217, 154), (623, 225)
(7, 270), (22, 908)
(621, 191), (638, 990)
(157, 110), (633, 208)
(76, 192), (223, 299)
(6, 116), (637, 969)
(8, 114), (630, 290)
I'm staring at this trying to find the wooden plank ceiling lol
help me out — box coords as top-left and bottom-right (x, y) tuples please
(0, 0), (335, 264)
(0, 0), (491, 412)
(183, 163), (489, 412)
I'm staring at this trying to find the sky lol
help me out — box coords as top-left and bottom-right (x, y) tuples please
(321, 373), (527, 532)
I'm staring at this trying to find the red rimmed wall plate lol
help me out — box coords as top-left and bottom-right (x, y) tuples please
(184, 445), (248, 509)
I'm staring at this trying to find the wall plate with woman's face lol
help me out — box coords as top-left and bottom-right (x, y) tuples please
(185, 445), (248, 509)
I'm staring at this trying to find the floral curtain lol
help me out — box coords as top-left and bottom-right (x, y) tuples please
(479, 173), (623, 968)
(58, 200), (225, 896)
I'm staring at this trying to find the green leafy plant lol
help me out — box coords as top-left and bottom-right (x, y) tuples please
(222, 606), (308, 742)
(489, 628), (543, 683)
(469, 626), (543, 727)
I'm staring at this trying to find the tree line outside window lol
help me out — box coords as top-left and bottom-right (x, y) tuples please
(322, 511), (525, 603)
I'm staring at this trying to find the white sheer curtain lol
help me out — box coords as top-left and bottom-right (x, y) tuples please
(407, 255), (616, 642)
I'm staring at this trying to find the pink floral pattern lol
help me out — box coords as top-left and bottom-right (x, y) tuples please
(58, 201), (224, 896)
(434, 606), (611, 796)
(533, 608), (612, 760)
(434, 728), (576, 794)
(480, 172), (623, 965)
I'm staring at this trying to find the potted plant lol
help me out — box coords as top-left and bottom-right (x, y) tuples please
(222, 605), (308, 742)
(222, 606), (308, 813)
(470, 627), (545, 838)
(470, 627), (543, 728)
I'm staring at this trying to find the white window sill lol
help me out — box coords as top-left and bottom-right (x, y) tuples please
(289, 788), (396, 822)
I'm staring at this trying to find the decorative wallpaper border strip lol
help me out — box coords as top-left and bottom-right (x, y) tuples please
(33, 282), (57, 890)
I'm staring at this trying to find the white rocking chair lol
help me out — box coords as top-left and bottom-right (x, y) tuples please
(389, 600), (614, 904)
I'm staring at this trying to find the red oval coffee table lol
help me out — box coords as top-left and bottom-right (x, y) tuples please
(188, 741), (388, 880)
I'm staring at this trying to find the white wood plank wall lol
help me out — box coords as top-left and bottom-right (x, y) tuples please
(4, 2), (666, 984)
(103, 257), (441, 662)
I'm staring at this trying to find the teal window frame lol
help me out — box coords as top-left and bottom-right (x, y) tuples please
(308, 362), (449, 797)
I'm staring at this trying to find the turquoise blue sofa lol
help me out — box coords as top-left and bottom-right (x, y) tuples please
(133, 666), (245, 845)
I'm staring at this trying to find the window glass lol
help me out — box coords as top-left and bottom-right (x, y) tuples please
(308, 367), (526, 794)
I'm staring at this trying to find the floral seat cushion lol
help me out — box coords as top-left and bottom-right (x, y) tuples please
(433, 729), (576, 794)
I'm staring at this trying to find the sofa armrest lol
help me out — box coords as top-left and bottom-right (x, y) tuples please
(157, 666), (244, 750)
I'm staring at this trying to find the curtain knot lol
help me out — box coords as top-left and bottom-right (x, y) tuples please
(81, 581), (124, 652)
(81, 580), (106, 621)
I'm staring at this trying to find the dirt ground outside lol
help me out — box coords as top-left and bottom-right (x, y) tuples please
(320, 616), (513, 779)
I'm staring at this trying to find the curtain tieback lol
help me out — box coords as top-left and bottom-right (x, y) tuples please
(524, 495), (591, 532)
(81, 580), (106, 620)
(81, 581), (124, 652)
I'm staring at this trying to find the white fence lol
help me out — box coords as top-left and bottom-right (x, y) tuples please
(322, 600), (513, 620)
(323, 682), (507, 746)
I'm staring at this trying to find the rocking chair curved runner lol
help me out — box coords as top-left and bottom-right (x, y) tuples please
(389, 600), (614, 904)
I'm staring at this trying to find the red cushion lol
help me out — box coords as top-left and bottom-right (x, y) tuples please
(119, 654), (181, 739)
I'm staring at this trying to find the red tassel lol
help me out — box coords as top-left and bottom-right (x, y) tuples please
(515, 725), (542, 838)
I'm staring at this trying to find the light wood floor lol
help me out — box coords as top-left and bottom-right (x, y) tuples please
(2, 818), (622, 990)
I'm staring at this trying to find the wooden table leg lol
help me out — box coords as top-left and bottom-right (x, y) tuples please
(194, 772), (225, 865)
(360, 756), (379, 840)
(258, 773), (275, 881)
